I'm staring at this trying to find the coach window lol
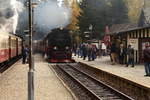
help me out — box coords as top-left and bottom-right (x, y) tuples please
(4, 41), (6, 48)
(2, 41), (6, 49)
(12, 39), (14, 47)
(13, 39), (15, 47)
(2, 40), (4, 49)
(19, 41), (21, 47)
(0, 42), (1, 48)
(6, 40), (8, 48)
(11, 39), (13, 47)
(14, 39), (16, 47)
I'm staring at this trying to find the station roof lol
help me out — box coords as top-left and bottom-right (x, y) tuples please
(109, 1), (150, 35)
(109, 23), (138, 35)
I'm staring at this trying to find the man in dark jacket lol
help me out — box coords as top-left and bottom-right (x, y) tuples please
(126, 45), (134, 67)
(119, 44), (125, 64)
(22, 45), (29, 64)
(82, 44), (87, 60)
(110, 43), (116, 65)
(143, 43), (150, 76)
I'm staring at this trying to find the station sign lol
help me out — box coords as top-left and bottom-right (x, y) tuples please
(128, 39), (138, 50)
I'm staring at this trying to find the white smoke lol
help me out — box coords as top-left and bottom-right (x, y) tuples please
(34, 0), (71, 35)
(0, 0), (24, 34)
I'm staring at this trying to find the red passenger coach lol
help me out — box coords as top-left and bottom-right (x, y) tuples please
(0, 32), (23, 65)
(0, 33), (9, 63)
(42, 28), (74, 63)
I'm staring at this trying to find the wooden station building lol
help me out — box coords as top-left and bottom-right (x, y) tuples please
(109, 3), (150, 64)
(110, 24), (150, 64)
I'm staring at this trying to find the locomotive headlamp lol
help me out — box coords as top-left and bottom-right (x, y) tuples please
(65, 46), (69, 50)
(54, 46), (58, 50)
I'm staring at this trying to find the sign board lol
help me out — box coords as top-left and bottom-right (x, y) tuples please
(102, 43), (106, 50)
(128, 39), (138, 50)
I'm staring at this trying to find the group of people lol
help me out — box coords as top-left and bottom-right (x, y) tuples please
(105, 42), (150, 77)
(73, 43), (98, 61)
(110, 43), (134, 67)
(73, 42), (150, 77)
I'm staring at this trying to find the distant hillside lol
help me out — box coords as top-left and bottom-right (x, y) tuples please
(124, 0), (144, 23)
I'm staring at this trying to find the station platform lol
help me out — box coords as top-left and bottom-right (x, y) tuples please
(0, 54), (74, 100)
(73, 55), (150, 88)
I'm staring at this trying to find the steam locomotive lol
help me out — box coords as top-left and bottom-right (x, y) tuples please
(0, 32), (23, 66)
(42, 28), (74, 63)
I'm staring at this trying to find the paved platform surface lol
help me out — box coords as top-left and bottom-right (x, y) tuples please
(73, 55), (150, 88)
(0, 54), (74, 100)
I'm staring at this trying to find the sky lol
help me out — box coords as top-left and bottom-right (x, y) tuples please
(57, 0), (63, 7)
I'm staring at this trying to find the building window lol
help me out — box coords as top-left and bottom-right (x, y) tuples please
(129, 32), (131, 38)
(143, 29), (145, 37)
(136, 30), (138, 38)
(139, 30), (142, 38)
(147, 28), (149, 37)
(141, 29), (144, 38)
(149, 29), (150, 37)
(134, 31), (136, 38)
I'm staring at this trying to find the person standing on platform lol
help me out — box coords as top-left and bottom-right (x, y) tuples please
(143, 43), (150, 77)
(87, 44), (92, 61)
(82, 44), (87, 60)
(110, 43), (116, 65)
(73, 44), (77, 56)
(126, 45), (134, 67)
(91, 45), (97, 61)
(79, 44), (83, 58)
(119, 44), (125, 64)
(76, 46), (80, 58)
(22, 45), (29, 64)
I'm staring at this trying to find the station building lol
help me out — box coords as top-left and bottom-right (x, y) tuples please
(109, 3), (150, 64)
(110, 24), (150, 64)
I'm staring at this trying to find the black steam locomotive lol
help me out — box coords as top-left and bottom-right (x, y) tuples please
(43, 28), (74, 63)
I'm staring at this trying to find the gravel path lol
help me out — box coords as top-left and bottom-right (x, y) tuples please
(0, 54), (74, 100)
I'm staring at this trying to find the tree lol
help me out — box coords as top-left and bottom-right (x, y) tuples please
(110, 0), (129, 24)
(67, 0), (81, 31)
(78, 0), (129, 40)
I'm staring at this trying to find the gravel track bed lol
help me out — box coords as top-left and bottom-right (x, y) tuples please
(59, 64), (126, 100)
(52, 65), (95, 100)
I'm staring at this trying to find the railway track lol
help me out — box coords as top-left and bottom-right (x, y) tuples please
(52, 64), (133, 100)
(0, 56), (21, 73)
(78, 63), (150, 100)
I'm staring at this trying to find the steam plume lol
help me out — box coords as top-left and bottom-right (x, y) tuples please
(34, 0), (71, 39)
(0, 0), (24, 33)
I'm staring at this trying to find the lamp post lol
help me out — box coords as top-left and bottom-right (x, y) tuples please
(28, 0), (34, 100)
